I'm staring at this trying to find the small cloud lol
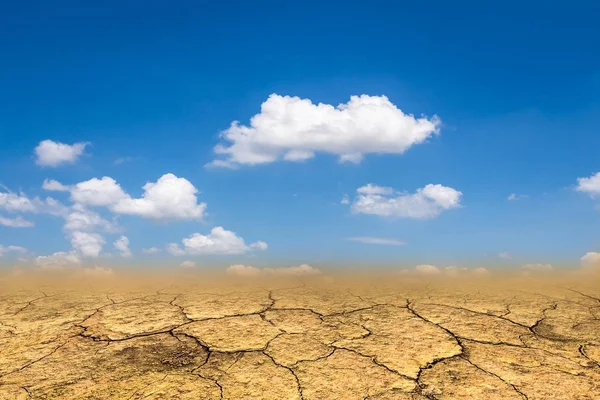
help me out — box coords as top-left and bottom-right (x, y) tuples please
(580, 252), (600, 269)
(142, 247), (161, 254)
(42, 179), (70, 191)
(472, 267), (490, 276)
(250, 241), (268, 251)
(341, 194), (350, 205)
(0, 245), (28, 257)
(576, 172), (600, 197)
(498, 252), (512, 260)
(34, 140), (89, 167)
(346, 237), (406, 246)
(35, 251), (81, 269)
(167, 226), (267, 255)
(180, 260), (197, 268)
(415, 264), (442, 275)
(507, 193), (528, 201)
(113, 235), (132, 258)
(114, 156), (134, 166)
(227, 264), (261, 277)
(0, 215), (34, 228)
(522, 263), (553, 272)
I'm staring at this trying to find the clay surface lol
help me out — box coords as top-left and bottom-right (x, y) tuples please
(0, 273), (599, 399)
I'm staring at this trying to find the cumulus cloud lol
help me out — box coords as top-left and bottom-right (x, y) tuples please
(226, 263), (321, 277)
(35, 251), (81, 268)
(167, 226), (268, 256)
(0, 215), (34, 227)
(180, 260), (197, 268)
(349, 183), (462, 219)
(50, 174), (207, 221)
(208, 94), (441, 168)
(34, 140), (89, 167)
(347, 237), (406, 246)
(114, 236), (132, 258)
(142, 247), (161, 254)
(0, 245), (27, 256)
(580, 252), (600, 268)
(0, 189), (68, 216)
(227, 264), (261, 277)
(63, 204), (121, 233)
(415, 264), (442, 275)
(42, 179), (70, 191)
(576, 172), (600, 197)
(70, 231), (105, 258)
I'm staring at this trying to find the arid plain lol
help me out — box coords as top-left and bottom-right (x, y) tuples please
(1, 270), (599, 400)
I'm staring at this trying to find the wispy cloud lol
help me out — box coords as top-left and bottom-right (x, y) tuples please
(346, 237), (406, 246)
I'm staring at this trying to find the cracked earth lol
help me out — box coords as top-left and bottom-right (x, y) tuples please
(1, 273), (599, 399)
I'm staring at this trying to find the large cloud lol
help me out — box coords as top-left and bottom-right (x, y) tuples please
(47, 173), (207, 221)
(208, 94), (440, 168)
(34, 140), (89, 167)
(576, 172), (600, 197)
(349, 183), (462, 219)
(167, 226), (267, 255)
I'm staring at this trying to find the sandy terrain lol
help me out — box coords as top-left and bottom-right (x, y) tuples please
(0, 271), (599, 399)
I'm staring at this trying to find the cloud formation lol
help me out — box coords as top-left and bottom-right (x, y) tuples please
(0, 215), (34, 228)
(226, 264), (321, 277)
(167, 226), (268, 256)
(209, 94), (440, 168)
(114, 235), (132, 258)
(180, 260), (197, 268)
(0, 245), (27, 257)
(34, 140), (89, 167)
(142, 247), (160, 254)
(576, 172), (600, 197)
(45, 173), (207, 221)
(35, 251), (81, 268)
(70, 231), (105, 258)
(580, 252), (600, 268)
(349, 183), (462, 219)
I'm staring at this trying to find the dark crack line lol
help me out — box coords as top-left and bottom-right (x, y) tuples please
(562, 287), (600, 304)
(461, 356), (529, 399)
(263, 352), (305, 400)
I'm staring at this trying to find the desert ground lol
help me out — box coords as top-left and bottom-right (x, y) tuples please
(0, 270), (599, 399)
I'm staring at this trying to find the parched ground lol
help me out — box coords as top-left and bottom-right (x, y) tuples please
(0, 272), (599, 399)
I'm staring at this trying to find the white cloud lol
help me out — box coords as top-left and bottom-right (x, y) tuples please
(415, 264), (442, 275)
(472, 267), (490, 276)
(341, 194), (350, 205)
(0, 245), (27, 256)
(0, 189), (67, 216)
(249, 241), (268, 251)
(347, 237), (406, 246)
(35, 251), (81, 268)
(64, 174), (207, 221)
(498, 251), (512, 260)
(226, 263), (321, 277)
(34, 140), (89, 167)
(142, 247), (161, 254)
(42, 179), (70, 191)
(580, 252), (600, 268)
(180, 260), (196, 268)
(113, 235), (132, 258)
(167, 226), (267, 256)
(349, 183), (462, 219)
(114, 156), (134, 165)
(576, 172), (600, 197)
(208, 94), (441, 167)
(63, 204), (121, 233)
(507, 193), (527, 201)
(227, 264), (261, 277)
(522, 263), (553, 272)
(0, 215), (34, 228)
(264, 264), (321, 276)
(70, 231), (105, 258)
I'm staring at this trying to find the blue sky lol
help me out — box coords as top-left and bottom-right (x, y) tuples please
(1, 1), (599, 272)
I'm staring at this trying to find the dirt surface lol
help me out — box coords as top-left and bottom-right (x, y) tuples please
(0, 272), (599, 399)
